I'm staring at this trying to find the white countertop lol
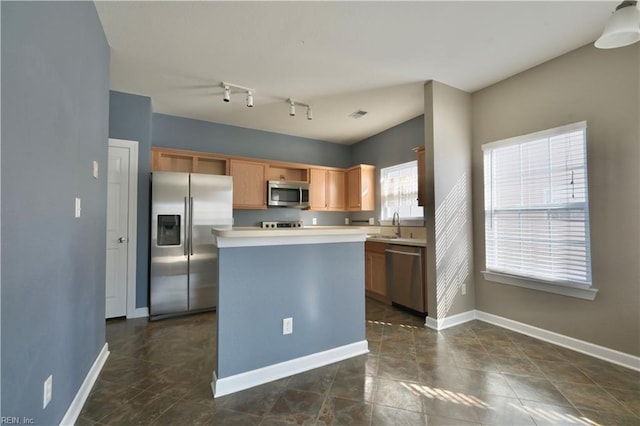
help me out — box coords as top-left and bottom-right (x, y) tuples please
(212, 226), (368, 248)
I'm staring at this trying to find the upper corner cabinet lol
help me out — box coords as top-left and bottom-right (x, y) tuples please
(346, 164), (375, 211)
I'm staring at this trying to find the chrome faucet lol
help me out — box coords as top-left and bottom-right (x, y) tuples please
(392, 211), (401, 237)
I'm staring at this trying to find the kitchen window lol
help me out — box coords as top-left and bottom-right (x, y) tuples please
(380, 161), (424, 220)
(482, 121), (597, 300)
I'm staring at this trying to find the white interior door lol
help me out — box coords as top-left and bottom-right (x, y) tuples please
(106, 145), (131, 318)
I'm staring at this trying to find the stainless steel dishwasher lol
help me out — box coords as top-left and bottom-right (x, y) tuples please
(386, 245), (425, 315)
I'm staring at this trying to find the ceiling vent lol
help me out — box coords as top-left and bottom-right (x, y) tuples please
(348, 110), (368, 119)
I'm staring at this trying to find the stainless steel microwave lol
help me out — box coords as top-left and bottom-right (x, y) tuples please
(267, 181), (310, 208)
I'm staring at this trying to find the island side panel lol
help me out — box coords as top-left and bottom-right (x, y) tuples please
(216, 241), (365, 378)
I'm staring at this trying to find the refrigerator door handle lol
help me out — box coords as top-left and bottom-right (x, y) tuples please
(189, 196), (194, 256)
(184, 197), (188, 257)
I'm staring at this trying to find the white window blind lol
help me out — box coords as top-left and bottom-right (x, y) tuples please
(482, 121), (592, 287)
(380, 161), (424, 220)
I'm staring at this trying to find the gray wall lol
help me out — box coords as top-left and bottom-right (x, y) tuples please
(217, 242), (365, 377)
(152, 113), (351, 167)
(1, 2), (109, 423)
(152, 113), (353, 227)
(471, 43), (640, 356)
(108, 91), (152, 308)
(424, 82), (475, 321)
(350, 115), (424, 223)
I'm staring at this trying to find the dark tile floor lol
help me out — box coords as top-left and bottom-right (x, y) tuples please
(78, 299), (640, 425)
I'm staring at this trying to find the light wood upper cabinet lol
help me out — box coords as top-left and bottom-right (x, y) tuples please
(151, 147), (376, 212)
(152, 147), (227, 175)
(229, 159), (267, 209)
(309, 168), (345, 211)
(309, 168), (328, 210)
(346, 165), (375, 211)
(414, 146), (426, 207)
(152, 148), (194, 173)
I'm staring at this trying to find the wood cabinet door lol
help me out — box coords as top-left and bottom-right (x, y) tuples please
(229, 159), (267, 209)
(347, 165), (375, 211)
(346, 167), (361, 210)
(370, 252), (387, 297)
(309, 168), (327, 210)
(326, 170), (346, 211)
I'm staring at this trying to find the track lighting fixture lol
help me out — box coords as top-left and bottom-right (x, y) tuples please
(287, 98), (313, 121)
(223, 85), (231, 102)
(595, 1), (640, 49)
(246, 91), (254, 108)
(220, 82), (255, 107)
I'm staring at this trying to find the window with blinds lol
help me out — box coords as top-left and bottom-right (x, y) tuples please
(482, 121), (592, 287)
(380, 161), (424, 220)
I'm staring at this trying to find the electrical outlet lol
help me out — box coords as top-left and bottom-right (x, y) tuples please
(369, 217), (375, 225)
(461, 284), (467, 295)
(43, 374), (52, 408)
(283, 317), (293, 335)
(312, 218), (317, 225)
(344, 218), (350, 225)
(74, 198), (81, 218)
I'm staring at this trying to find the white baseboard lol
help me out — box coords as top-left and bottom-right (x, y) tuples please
(422, 309), (639, 372)
(127, 307), (149, 319)
(60, 343), (110, 426)
(212, 340), (369, 397)
(475, 310), (640, 372)
(425, 309), (476, 331)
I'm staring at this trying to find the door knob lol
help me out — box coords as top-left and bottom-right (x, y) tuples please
(118, 237), (126, 243)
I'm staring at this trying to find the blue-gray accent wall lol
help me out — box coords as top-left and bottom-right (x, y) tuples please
(1, 2), (109, 423)
(108, 91), (153, 308)
(217, 242), (365, 377)
(152, 113), (351, 167)
(350, 115), (424, 222)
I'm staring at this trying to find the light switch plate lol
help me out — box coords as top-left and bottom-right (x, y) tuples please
(92, 161), (99, 179)
(75, 198), (81, 218)
(283, 317), (293, 335)
(312, 218), (317, 225)
(344, 218), (349, 225)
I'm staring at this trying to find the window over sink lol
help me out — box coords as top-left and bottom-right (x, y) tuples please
(380, 160), (424, 220)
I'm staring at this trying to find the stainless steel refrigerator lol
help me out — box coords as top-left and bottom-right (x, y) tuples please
(150, 172), (233, 319)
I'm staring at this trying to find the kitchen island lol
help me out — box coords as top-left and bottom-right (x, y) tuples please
(210, 226), (369, 397)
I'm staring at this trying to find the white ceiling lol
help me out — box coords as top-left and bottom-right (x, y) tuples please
(95, 1), (615, 145)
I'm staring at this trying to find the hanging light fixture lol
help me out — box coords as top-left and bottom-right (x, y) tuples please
(246, 91), (254, 108)
(306, 106), (313, 121)
(595, 1), (640, 49)
(288, 99), (296, 116)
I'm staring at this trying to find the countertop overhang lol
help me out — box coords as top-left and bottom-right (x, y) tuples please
(366, 236), (427, 247)
(212, 226), (368, 248)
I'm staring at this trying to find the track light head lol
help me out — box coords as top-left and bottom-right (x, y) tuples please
(289, 100), (296, 116)
(246, 91), (254, 108)
(223, 85), (231, 102)
(306, 106), (313, 120)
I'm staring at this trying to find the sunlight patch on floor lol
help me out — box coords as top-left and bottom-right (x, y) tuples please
(511, 402), (601, 426)
(401, 382), (490, 409)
